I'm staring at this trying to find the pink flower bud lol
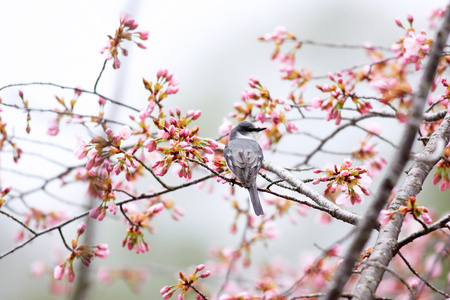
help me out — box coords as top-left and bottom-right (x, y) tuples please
(77, 222), (86, 235)
(421, 212), (432, 224)
(248, 75), (260, 88)
(168, 125), (176, 135)
(89, 207), (100, 219)
(68, 267), (75, 282)
(139, 31), (149, 40)
(192, 110), (201, 120)
(395, 18), (404, 28)
(105, 127), (113, 136)
(1, 185), (12, 195)
(94, 244), (110, 258)
(196, 264), (205, 272)
(53, 264), (65, 280)
(343, 159), (352, 167)
(157, 68), (168, 78)
(74, 87), (83, 96)
(328, 72), (335, 81)
(160, 286), (171, 295)
(200, 270), (211, 278)
(407, 13), (414, 23)
(166, 86), (179, 94)
(169, 116), (177, 125)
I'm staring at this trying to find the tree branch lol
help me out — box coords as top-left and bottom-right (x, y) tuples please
(262, 160), (366, 228)
(323, 4), (450, 298)
(396, 213), (450, 249)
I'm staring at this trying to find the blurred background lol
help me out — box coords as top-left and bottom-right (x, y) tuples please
(1, 0), (449, 299)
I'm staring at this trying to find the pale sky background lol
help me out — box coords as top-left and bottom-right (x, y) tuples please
(1, 1), (449, 299)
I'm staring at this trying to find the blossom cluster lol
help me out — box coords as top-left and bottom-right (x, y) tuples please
(391, 14), (433, 71)
(121, 202), (165, 253)
(351, 124), (387, 177)
(143, 109), (218, 178)
(54, 222), (109, 282)
(160, 264), (211, 300)
(313, 159), (372, 206)
(74, 125), (137, 220)
(14, 207), (69, 242)
(100, 13), (149, 69)
(217, 245), (342, 299)
(312, 72), (373, 125)
(47, 88), (83, 136)
(261, 27), (312, 93)
(97, 266), (148, 292)
(432, 142), (450, 191)
(378, 196), (432, 226)
(227, 75), (297, 147)
(140, 68), (180, 121)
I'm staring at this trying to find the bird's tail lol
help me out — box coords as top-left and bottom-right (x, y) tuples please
(248, 184), (264, 216)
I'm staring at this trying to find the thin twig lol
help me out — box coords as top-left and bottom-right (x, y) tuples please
(0, 82), (139, 112)
(94, 60), (108, 93)
(397, 251), (449, 298)
(0, 210), (37, 235)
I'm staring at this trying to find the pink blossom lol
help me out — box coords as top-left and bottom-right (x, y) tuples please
(362, 122), (382, 135)
(54, 264), (65, 280)
(77, 222), (86, 235)
(169, 76), (179, 86)
(310, 97), (323, 108)
(47, 119), (59, 136)
(157, 68), (168, 79)
(187, 109), (202, 120)
(160, 286), (171, 295)
(148, 203), (164, 215)
(1, 185), (12, 195)
(94, 244), (110, 258)
(421, 212), (432, 224)
(143, 138), (157, 152)
(286, 121), (298, 133)
(30, 261), (46, 277)
(117, 125), (132, 140)
(97, 267), (111, 284)
(248, 75), (260, 88)
(166, 86), (179, 94)
(162, 293), (172, 300)
(196, 264), (205, 272)
(378, 209), (393, 226)
(73, 136), (88, 159)
(317, 212), (332, 224)
(439, 177), (450, 191)
(395, 18), (404, 28)
(343, 159), (352, 167)
(200, 270), (211, 278)
(14, 230), (24, 242)
(67, 267), (75, 282)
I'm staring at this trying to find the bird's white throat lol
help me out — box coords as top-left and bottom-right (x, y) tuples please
(236, 132), (257, 140)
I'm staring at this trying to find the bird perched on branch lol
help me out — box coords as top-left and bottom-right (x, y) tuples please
(223, 121), (266, 216)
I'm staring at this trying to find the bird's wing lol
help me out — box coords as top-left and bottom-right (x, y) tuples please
(223, 139), (263, 188)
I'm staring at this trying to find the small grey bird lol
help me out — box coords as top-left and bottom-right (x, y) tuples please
(223, 121), (266, 216)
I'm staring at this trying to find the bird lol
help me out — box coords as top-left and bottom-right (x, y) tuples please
(223, 121), (266, 216)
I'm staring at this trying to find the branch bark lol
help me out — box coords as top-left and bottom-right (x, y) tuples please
(322, 4), (450, 299)
(262, 160), (365, 227)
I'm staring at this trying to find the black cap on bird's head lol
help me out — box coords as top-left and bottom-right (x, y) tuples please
(229, 121), (266, 140)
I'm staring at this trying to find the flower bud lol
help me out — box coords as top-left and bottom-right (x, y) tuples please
(77, 222), (86, 235)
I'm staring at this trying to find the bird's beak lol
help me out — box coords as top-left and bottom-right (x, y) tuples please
(255, 127), (266, 132)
